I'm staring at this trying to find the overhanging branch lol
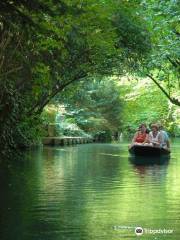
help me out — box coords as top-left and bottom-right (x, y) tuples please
(28, 72), (87, 116)
(147, 74), (180, 107)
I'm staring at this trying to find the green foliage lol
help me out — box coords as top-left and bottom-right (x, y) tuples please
(57, 77), (123, 137)
(139, 0), (180, 106)
(42, 76), (123, 141)
(0, 0), (152, 157)
(113, 1), (151, 68)
(2, 0), (179, 157)
(165, 105), (180, 137)
(121, 77), (180, 136)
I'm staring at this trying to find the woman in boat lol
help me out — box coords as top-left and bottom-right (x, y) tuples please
(130, 124), (149, 147)
(148, 124), (162, 147)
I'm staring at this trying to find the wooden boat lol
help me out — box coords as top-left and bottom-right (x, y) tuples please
(129, 144), (170, 157)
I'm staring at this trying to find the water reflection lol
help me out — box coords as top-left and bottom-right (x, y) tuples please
(0, 141), (180, 240)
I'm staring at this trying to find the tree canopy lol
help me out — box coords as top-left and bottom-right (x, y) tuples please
(140, 0), (180, 106)
(0, 0), (179, 157)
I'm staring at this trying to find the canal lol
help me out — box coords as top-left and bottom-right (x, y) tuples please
(0, 140), (180, 239)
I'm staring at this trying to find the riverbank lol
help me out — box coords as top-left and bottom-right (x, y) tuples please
(42, 136), (93, 146)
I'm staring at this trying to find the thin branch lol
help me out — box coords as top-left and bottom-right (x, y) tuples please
(167, 56), (180, 70)
(0, 66), (22, 78)
(36, 73), (87, 114)
(28, 72), (87, 116)
(147, 74), (180, 107)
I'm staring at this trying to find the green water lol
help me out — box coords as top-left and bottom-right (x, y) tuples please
(0, 140), (180, 240)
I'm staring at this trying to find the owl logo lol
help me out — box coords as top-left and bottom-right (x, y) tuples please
(135, 227), (143, 236)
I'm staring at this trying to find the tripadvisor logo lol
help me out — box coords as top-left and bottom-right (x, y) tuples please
(135, 227), (144, 236)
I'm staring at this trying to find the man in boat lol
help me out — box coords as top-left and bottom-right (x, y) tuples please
(129, 124), (149, 148)
(148, 124), (161, 147)
(158, 124), (170, 150)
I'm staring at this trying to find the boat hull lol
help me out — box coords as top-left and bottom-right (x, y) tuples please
(129, 145), (170, 157)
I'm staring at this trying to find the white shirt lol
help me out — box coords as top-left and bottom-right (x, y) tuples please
(149, 131), (161, 143)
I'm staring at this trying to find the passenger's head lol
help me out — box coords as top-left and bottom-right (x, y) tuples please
(151, 124), (159, 132)
(139, 123), (147, 133)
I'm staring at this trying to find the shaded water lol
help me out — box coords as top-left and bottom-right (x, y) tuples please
(0, 140), (180, 240)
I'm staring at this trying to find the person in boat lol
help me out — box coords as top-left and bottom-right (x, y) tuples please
(130, 124), (149, 147)
(148, 124), (162, 147)
(158, 124), (170, 149)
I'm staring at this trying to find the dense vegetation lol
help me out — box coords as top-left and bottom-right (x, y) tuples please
(141, 0), (180, 106)
(0, 0), (179, 158)
(42, 77), (123, 141)
(121, 78), (180, 137)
